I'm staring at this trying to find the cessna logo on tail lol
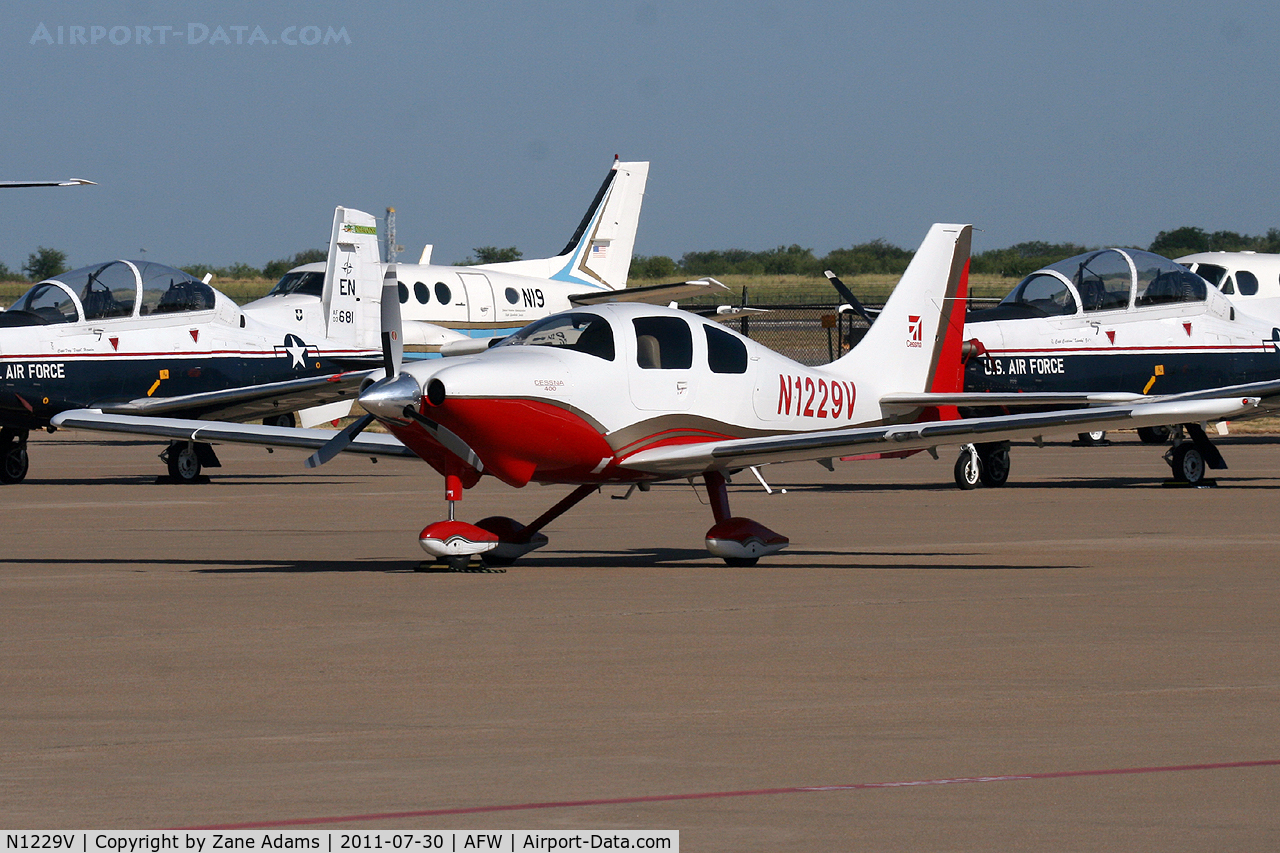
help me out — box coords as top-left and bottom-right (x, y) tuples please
(907, 315), (923, 348)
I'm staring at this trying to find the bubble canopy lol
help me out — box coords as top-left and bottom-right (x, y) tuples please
(5, 260), (217, 324)
(994, 249), (1209, 318)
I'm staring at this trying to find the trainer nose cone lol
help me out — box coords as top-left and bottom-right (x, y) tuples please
(359, 371), (422, 422)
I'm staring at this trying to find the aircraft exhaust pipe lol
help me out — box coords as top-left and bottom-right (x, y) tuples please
(426, 378), (447, 407)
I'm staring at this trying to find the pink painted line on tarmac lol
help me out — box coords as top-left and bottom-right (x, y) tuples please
(177, 759), (1280, 830)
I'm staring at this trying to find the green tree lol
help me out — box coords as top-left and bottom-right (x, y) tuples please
(461, 246), (523, 265)
(970, 241), (1090, 277)
(629, 254), (679, 280)
(822, 239), (914, 275)
(1149, 226), (1210, 257)
(0, 260), (21, 281)
(263, 249), (327, 281)
(23, 246), (67, 282)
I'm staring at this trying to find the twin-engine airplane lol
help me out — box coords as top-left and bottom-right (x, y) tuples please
(243, 159), (728, 354)
(52, 224), (1263, 566)
(0, 206), (395, 484)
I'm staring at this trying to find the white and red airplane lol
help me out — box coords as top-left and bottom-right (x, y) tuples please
(51, 223), (1264, 566)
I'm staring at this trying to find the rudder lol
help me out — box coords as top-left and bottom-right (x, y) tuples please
(322, 206), (383, 350)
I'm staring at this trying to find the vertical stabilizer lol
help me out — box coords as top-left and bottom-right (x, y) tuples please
(322, 206), (383, 350)
(477, 159), (650, 290)
(830, 223), (971, 400)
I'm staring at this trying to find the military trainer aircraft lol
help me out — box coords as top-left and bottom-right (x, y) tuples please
(51, 224), (1263, 565)
(956, 247), (1280, 487)
(0, 206), (390, 484)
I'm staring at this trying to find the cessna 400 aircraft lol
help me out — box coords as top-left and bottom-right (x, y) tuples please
(52, 224), (1264, 567)
(958, 247), (1280, 487)
(0, 206), (391, 484)
(241, 159), (723, 353)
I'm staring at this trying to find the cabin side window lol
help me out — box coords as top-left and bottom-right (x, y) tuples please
(705, 324), (748, 374)
(633, 316), (693, 369)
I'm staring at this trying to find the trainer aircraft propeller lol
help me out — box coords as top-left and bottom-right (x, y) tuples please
(53, 223), (1265, 566)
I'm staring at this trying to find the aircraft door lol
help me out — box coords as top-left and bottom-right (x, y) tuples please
(458, 273), (496, 325)
(627, 315), (696, 411)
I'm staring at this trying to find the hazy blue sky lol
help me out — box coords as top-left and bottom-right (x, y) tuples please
(5, 0), (1279, 273)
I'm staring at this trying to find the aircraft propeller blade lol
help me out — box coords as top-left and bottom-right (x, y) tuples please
(403, 407), (485, 473)
(304, 413), (375, 469)
(381, 264), (403, 377)
(824, 270), (877, 327)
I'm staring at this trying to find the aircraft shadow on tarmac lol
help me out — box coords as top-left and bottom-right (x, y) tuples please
(0, 552), (1081, 573)
(20, 474), (367, 487)
(769, 475), (1280, 491)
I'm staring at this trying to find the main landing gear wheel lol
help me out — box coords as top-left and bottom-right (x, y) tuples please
(1076, 430), (1109, 446)
(165, 441), (202, 483)
(1170, 444), (1206, 485)
(977, 444), (1011, 488)
(1, 443), (29, 484)
(954, 446), (981, 490)
(1138, 425), (1172, 444)
(263, 412), (296, 428)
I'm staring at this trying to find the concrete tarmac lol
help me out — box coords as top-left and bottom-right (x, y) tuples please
(1, 432), (1278, 850)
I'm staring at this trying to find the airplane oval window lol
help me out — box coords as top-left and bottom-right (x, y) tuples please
(397, 282), (409, 304)
(1237, 270), (1259, 296)
(505, 287), (519, 305)
(435, 281), (452, 304)
(414, 282), (430, 304)
(496, 312), (615, 360)
(705, 324), (748, 374)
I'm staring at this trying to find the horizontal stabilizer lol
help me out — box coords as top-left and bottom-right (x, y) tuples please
(570, 277), (730, 305)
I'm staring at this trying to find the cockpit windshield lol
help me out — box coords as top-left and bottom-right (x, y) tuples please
(998, 249), (1208, 316)
(496, 312), (616, 360)
(998, 273), (1077, 316)
(267, 269), (326, 297)
(9, 259), (142, 324)
(7, 281), (79, 324)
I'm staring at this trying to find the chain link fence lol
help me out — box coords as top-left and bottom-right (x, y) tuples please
(722, 303), (876, 366)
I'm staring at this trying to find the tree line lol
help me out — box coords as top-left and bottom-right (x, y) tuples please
(633, 226), (1280, 281)
(7, 226), (1280, 284)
